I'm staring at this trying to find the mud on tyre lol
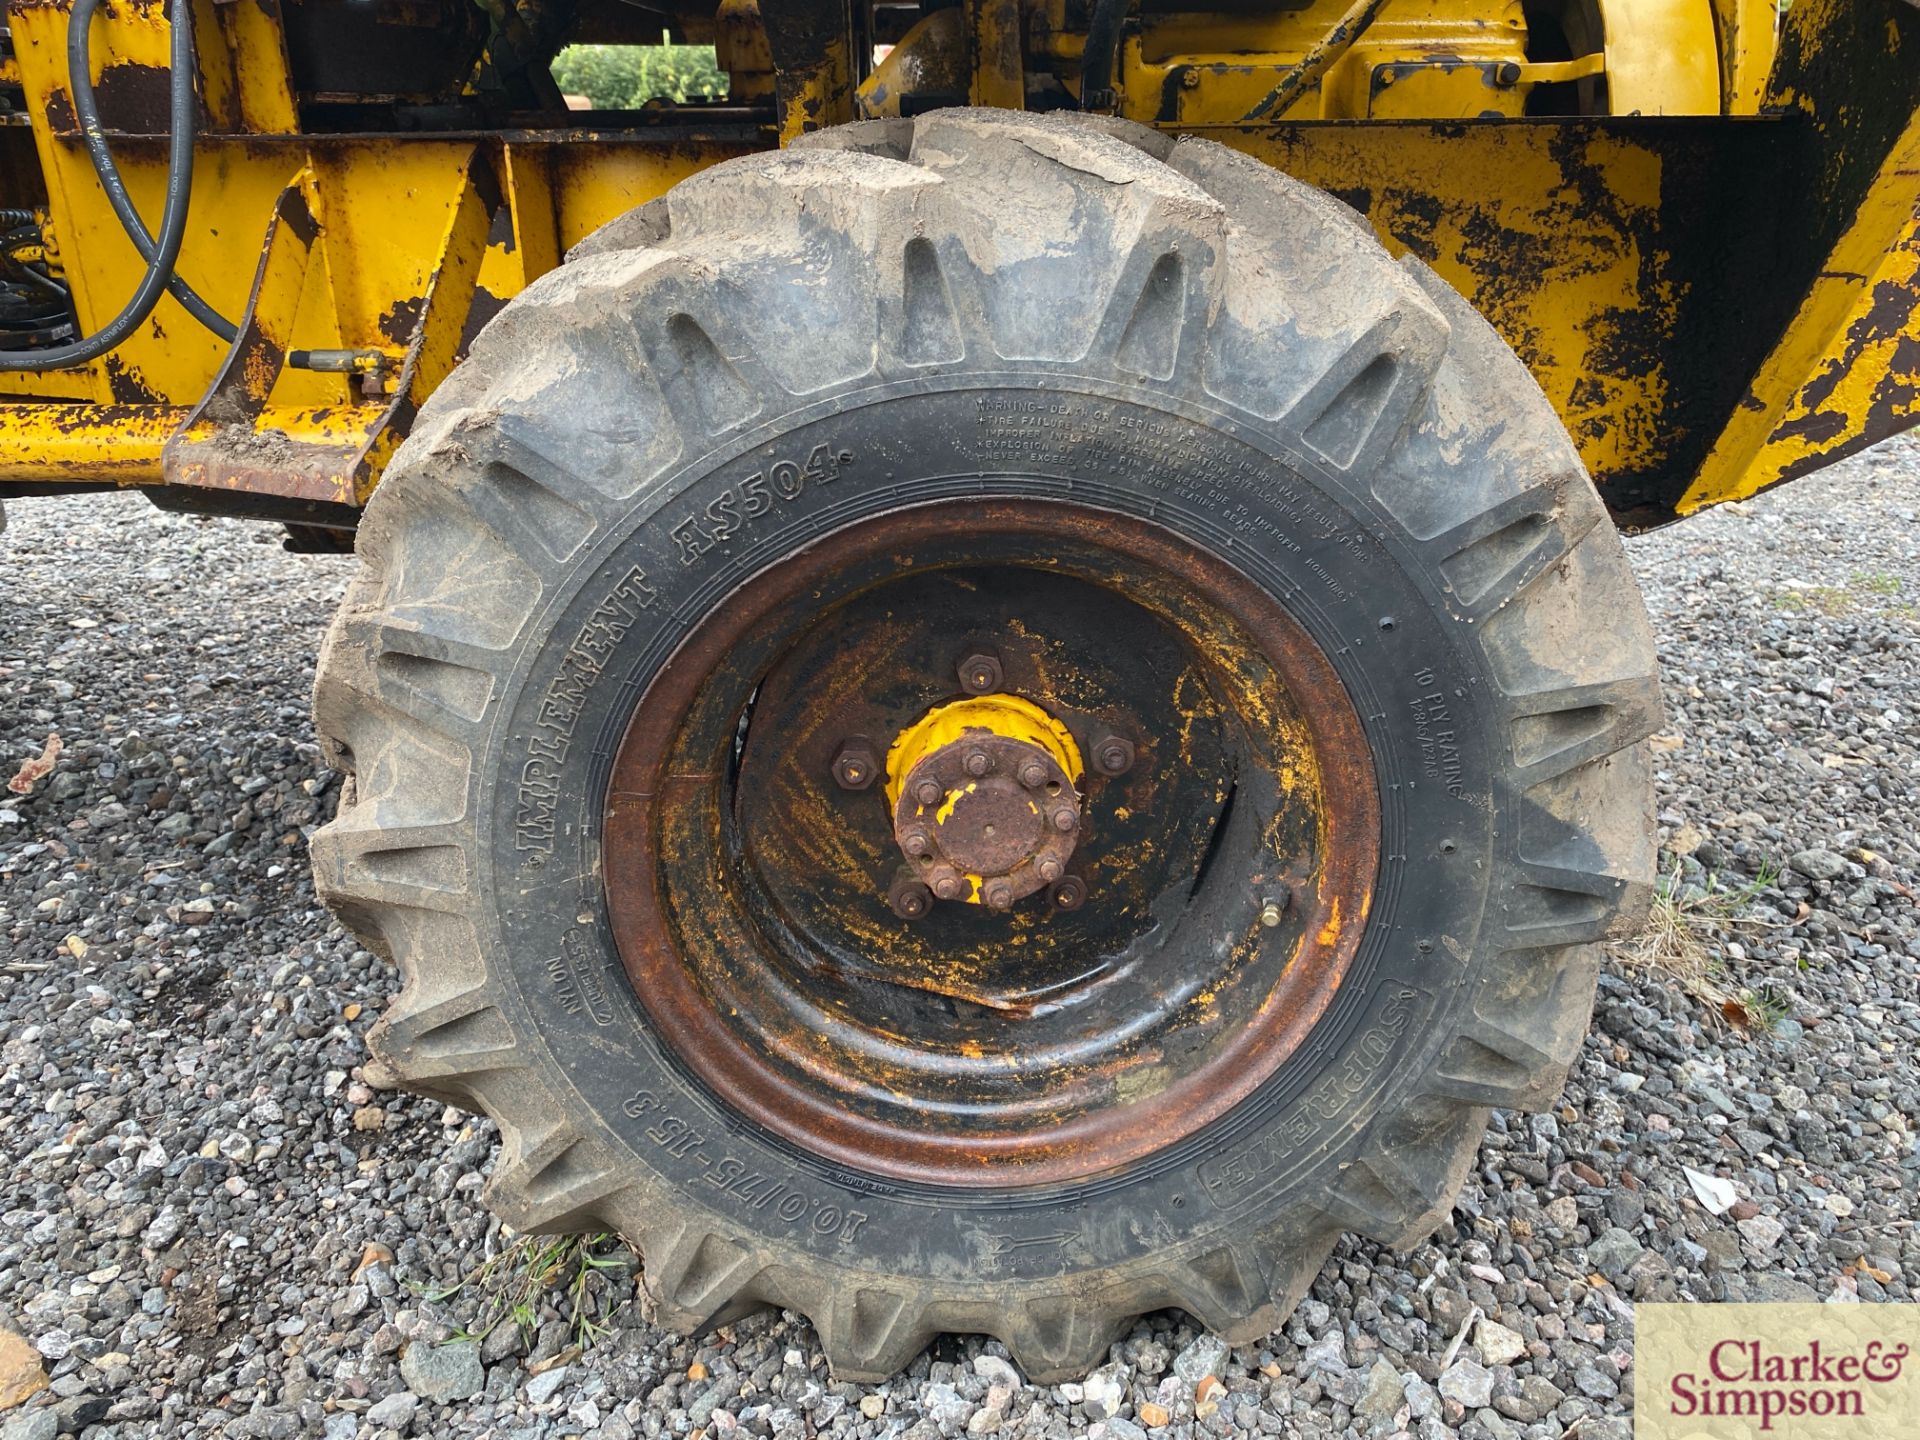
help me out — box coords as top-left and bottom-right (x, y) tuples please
(312, 109), (1659, 1381)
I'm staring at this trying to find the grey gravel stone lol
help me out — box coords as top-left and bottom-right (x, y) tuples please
(1171, 1335), (1229, 1384)
(365, 1391), (418, 1429)
(1302, 1330), (1348, 1374)
(687, 1379), (733, 1427)
(1402, 1374), (1442, 1421)
(1738, 1214), (1788, 1254)
(1790, 848), (1848, 881)
(48, 1396), (107, 1434)
(973, 1355), (1021, 1389)
(1354, 1360), (1404, 1420)
(1573, 1363), (1620, 1401)
(1, 1410), (58, 1440)
(526, 1366), (570, 1406)
(1585, 1227), (1644, 1279)
(922, 1382), (971, 1431)
(1081, 1364), (1127, 1419)
(1438, 1358), (1494, 1409)
(399, 1340), (483, 1403)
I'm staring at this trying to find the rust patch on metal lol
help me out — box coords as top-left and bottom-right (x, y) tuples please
(891, 728), (1080, 908)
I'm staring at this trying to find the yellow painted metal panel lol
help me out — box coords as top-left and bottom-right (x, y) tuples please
(0, 0), (1910, 529)
(1710, 0), (1778, 116)
(0, 402), (183, 482)
(1600, 0), (1723, 116)
(1744, 203), (1920, 489)
(1215, 124), (1675, 496)
(1118, 1), (1540, 123)
(546, 138), (761, 250)
(1682, 166), (1920, 513)
(1678, 0), (1920, 512)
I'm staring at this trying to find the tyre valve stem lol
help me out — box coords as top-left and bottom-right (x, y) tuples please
(1259, 887), (1293, 928)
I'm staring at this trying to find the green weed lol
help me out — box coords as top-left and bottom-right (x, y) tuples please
(1612, 855), (1789, 1031)
(430, 1232), (635, 1353)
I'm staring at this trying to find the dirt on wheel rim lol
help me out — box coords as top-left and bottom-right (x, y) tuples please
(601, 498), (1382, 1188)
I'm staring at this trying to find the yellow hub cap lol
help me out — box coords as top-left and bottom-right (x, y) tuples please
(884, 696), (1085, 907)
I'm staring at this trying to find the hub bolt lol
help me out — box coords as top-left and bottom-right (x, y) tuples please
(889, 873), (934, 920)
(1050, 876), (1088, 911)
(964, 750), (993, 778)
(832, 738), (879, 791)
(902, 827), (933, 857)
(1089, 728), (1136, 778)
(1017, 759), (1048, 789)
(1037, 857), (1063, 883)
(1050, 808), (1077, 834)
(958, 650), (1003, 696)
(930, 867), (966, 901)
(914, 778), (943, 806)
(983, 880), (1015, 911)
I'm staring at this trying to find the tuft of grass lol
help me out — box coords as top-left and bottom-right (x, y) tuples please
(1770, 586), (1853, 617)
(1612, 855), (1789, 1031)
(1851, 571), (1902, 596)
(1734, 983), (1792, 1032)
(425, 1232), (635, 1352)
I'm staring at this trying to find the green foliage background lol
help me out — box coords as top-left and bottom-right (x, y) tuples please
(551, 40), (726, 106)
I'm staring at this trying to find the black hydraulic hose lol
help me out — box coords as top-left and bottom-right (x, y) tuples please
(0, 0), (197, 370)
(1079, 0), (1130, 111)
(11, 266), (71, 299)
(1245, 0), (1392, 120)
(68, 0), (236, 342)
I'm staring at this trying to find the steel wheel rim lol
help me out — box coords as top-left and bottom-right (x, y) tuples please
(603, 498), (1381, 1187)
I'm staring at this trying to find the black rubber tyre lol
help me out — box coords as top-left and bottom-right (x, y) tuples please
(312, 109), (1659, 1381)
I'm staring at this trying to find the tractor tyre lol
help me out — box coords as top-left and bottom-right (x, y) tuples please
(311, 109), (1659, 1382)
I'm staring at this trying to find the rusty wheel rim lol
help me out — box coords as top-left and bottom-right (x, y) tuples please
(603, 500), (1379, 1187)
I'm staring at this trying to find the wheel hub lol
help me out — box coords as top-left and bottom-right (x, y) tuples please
(886, 696), (1084, 909)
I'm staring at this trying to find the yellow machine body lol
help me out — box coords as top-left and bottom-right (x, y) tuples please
(0, 0), (1913, 531)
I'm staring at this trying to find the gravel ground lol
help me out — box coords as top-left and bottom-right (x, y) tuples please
(1, 436), (1916, 1440)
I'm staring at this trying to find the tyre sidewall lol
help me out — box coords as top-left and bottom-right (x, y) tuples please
(484, 374), (1502, 1283)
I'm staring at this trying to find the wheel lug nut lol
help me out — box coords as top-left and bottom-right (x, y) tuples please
(903, 828), (932, 857)
(1037, 857), (1063, 882)
(1088, 728), (1136, 777)
(931, 868), (965, 900)
(984, 881), (1014, 911)
(1050, 876), (1087, 911)
(964, 750), (992, 778)
(831, 737), (879, 791)
(957, 649), (1003, 695)
(889, 873), (933, 920)
(1050, 808), (1077, 834)
(1018, 760), (1047, 788)
(914, 778), (943, 806)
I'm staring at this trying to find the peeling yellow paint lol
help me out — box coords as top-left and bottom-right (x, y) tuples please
(884, 693), (1085, 810)
(1317, 897), (1343, 949)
